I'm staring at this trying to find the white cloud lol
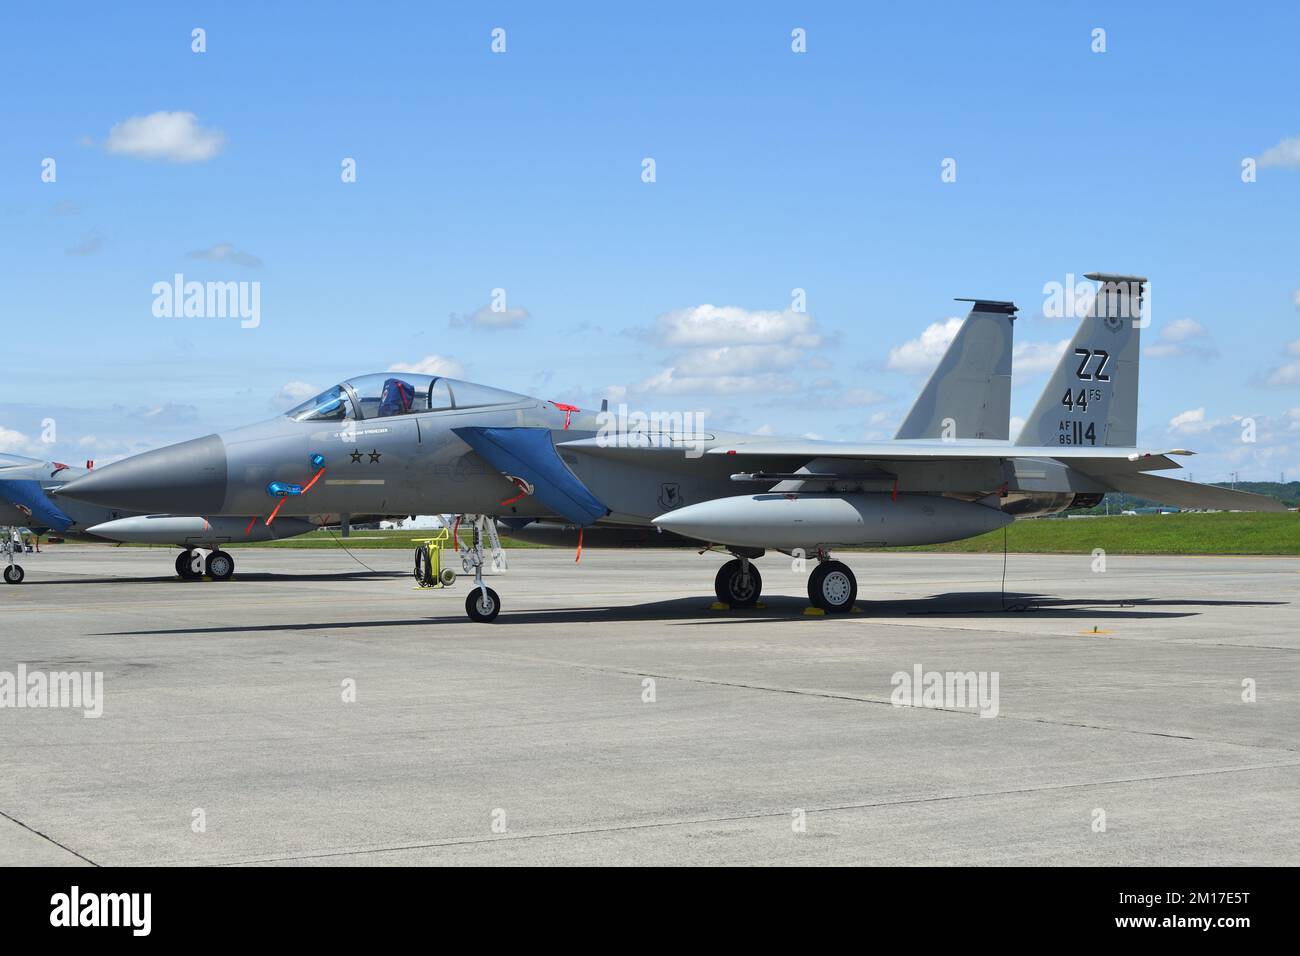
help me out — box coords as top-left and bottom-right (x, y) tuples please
(671, 344), (807, 376)
(1169, 407), (1212, 434)
(1259, 135), (1300, 169)
(104, 111), (226, 163)
(188, 242), (262, 268)
(1013, 339), (1070, 375)
(634, 368), (799, 396)
(0, 426), (38, 455)
(65, 231), (104, 256)
(467, 304), (529, 329)
(1009, 415), (1026, 442)
(649, 305), (818, 347)
(275, 381), (320, 406)
(635, 304), (825, 396)
(1261, 338), (1300, 388)
(886, 317), (962, 375)
(1161, 317), (1206, 343)
(1145, 317), (1216, 359)
(389, 354), (465, 378)
(842, 387), (888, 406)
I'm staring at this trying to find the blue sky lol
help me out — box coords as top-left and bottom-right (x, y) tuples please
(2, 1), (1298, 483)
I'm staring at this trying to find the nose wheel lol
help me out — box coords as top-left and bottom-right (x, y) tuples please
(808, 560), (857, 613)
(465, 586), (501, 623)
(3, 564), (23, 584)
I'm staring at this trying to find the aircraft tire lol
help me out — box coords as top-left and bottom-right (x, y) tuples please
(206, 550), (235, 581)
(177, 550), (203, 581)
(465, 586), (501, 623)
(808, 560), (856, 613)
(714, 558), (762, 607)
(3, 565), (23, 584)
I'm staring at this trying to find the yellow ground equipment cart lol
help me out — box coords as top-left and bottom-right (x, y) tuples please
(413, 529), (457, 588)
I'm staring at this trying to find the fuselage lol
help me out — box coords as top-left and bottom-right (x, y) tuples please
(54, 372), (1096, 553)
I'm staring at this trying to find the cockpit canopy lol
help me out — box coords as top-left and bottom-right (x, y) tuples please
(286, 373), (531, 422)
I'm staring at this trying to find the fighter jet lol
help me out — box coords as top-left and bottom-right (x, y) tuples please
(56, 274), (1284, 621)
(0, 453), (319, 583)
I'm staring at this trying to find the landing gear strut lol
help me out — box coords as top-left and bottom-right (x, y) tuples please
(808, 559), (857, 613)
(714, 557), (762, 607)
(457, 515), (505, 622)
(2, 527), (23, 584)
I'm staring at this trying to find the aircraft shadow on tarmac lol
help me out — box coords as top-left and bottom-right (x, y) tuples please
(92, 591), (1287, 636)
(20, 571), (407, 585)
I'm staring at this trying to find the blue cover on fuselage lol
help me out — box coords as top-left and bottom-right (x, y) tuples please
(452, 426), (608, 526)
(0, 479), (74, 532)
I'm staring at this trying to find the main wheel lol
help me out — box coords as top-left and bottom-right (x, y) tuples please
(205, 550), (235, 581)
(177, 550), (203, 581)
(465, 586), (501, 623)
(714, 558), (762, 607)
(3, 565), (23, 584)
(808, 560), (856, 613)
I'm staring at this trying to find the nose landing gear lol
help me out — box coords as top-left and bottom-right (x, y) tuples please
(2, 527), (24, 584)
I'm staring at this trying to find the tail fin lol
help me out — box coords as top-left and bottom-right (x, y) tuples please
(1016, 272), (1146, 448)
(895, 299), (1016, 441)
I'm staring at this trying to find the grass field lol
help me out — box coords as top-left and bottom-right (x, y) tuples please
(73, 512), (1300, 557)
(880, 512), (1300, 556)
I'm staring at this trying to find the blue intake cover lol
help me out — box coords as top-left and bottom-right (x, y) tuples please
(0, 479), (74, 532)
(453, 426), (608, 526)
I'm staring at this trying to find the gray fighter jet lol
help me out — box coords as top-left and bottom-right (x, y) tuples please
(56, 275), (1283, 621)
(0, 454), (319, 583)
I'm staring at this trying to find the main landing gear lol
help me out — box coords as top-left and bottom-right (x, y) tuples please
(807, 559), (857, 613)
(715, 557), (762, 607)
(175, 548), (235, 582)
(712, 552), (857, 613)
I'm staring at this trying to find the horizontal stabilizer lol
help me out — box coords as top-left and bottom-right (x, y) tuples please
(704, 440), (1190, 473)
(1101, 473), (1288, 513)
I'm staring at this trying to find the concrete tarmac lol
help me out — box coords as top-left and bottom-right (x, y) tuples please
(1, 545), (1296, 866)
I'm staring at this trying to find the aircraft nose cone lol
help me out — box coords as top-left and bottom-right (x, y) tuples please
(55, 434), (228, 514)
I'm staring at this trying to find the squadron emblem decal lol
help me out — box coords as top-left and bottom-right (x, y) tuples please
(657, 482), (683, 509)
